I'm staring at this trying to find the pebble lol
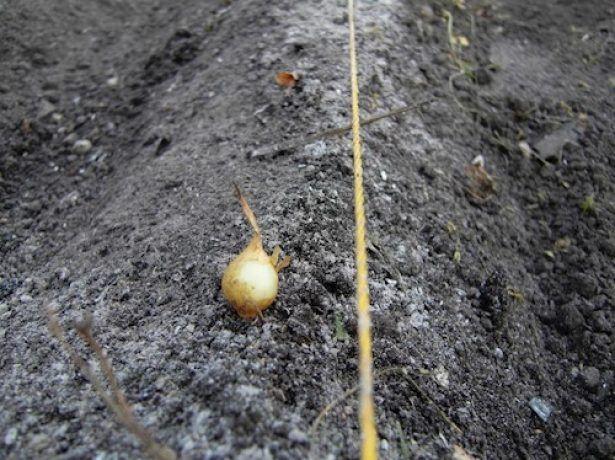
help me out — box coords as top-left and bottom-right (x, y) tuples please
(72, 139), (92, 155)
(106, 76), (119, 87)
(37, 99), (56, 119)
(380, 439), (390, 451)
(494, 347), (504, 360)
(56, 267), (70, 282)
(63, 132), (78, 145)
(434, 365), (450, 388)
(303, 140), (327, 158)
(404, 249), (423, 276)
(237, 447), (273, 460)
(4, 427), (18, 446)
(456, 407), (472, 424)
(580, 366), (601, 391)
(471, 154), (485, 167)
(419, 4), (434, 21)
(28, 433), (50, 450)
(409, 311), (427, 328)
(23, 200), (42, 213)
(288, 428), (309, 445)
(271, 421), (287, 436)
(591, 310), (611, 333)
(518, 141), (532, 159)
(529, 397), (553, 422)
(58, 191), (80, 210)
(236, 385), (261, 398)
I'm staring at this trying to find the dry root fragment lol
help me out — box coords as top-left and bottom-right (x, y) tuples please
(221, 185), (290, 319)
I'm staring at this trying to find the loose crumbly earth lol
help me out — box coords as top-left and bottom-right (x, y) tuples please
(1, 0), (614, 458)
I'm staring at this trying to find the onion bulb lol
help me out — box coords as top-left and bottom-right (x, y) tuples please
(222, 185), (290, 319)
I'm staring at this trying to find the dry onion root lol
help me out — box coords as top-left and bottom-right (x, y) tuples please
(221, 185), (291, 320)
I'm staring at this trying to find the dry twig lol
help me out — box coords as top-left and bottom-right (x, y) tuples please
(309, 366), (462, 437)
(250, 100), (433, 159)
(46, 307), (176, 460)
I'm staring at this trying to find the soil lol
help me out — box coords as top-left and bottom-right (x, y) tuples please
(1, 0), (614, 458)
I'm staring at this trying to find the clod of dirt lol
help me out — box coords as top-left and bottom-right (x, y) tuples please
(599, 237), (615, 258)
(579, 366), (601, 392)
(533, 122), (580, 163)
(474, 66), (493, 86)
(144, 29), (200, 85)
(556, 301), (585, 333)
(569, 272), (599, 299)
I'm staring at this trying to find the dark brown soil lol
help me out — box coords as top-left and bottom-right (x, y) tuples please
(1, 0), (614, 458)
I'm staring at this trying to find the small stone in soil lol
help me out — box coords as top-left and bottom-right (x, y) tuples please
(63, 132), (78, 145)
(37, 99), (56, 119)
(529, 397), (553, 422)
(420, 4), (434, 21)
(4, 427), (18, 445)
(56, 267), (70, 282)
(534, 123), (579, 163)
(72, 139), (92, 155)
(288, 428), (309, 444)
(580, 366), (601, 392)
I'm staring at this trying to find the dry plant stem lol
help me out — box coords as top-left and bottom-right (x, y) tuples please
(310, 101), (431, 141)
(75, 322), (154, 446)
(251, 101), (431, 158)
(46, 307), (176, 460)
(233, 183), (260, 235)
(309, 367), (462, 437)
(75, 316), (127, 410)
(309, 384), (361, 436)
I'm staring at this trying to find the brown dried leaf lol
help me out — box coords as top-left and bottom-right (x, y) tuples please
(553, 237), (571, 252)
(21, 118), (32, 135)
(465, 163), (496, 203)
(275, 71), (300, 88)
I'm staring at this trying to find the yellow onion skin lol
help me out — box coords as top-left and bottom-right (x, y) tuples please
(221, 235), (279, 319)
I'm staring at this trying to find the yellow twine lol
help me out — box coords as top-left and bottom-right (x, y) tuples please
(347, 0), (378, 458)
